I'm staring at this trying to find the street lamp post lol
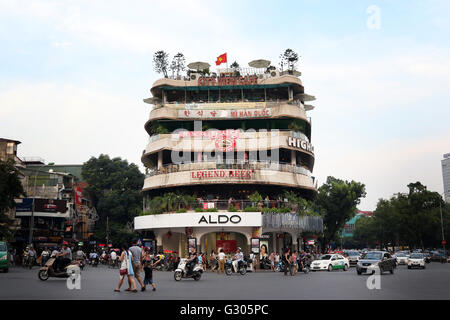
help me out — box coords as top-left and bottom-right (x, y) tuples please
(439, 197), (446, 258)
(28, 165), (46, 246)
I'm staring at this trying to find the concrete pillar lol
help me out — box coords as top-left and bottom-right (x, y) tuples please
(291, 149), (296, 166)
(272, 232), (277, 253)
(157, 151), (163, 170)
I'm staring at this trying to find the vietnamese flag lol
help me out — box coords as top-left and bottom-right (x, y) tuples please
(216, 53), (227, 66)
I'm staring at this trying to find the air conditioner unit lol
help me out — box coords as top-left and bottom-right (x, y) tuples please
(258, 74), (264, 80)
(190, 73), (200, 80)
(270, 70), (280, 78)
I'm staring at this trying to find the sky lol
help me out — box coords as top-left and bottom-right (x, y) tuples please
(1, 0), (450, 210)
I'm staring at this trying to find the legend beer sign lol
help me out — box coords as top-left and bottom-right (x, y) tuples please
(288, 136), (314, 154)
(191, 170), (254, 180)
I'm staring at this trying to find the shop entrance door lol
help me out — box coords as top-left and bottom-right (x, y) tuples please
(216, 240), (236, 253)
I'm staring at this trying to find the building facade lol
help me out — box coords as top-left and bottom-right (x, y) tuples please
(135, 63), (323, 257)
(442, 153), (450, 203)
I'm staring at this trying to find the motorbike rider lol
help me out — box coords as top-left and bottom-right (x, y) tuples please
(28, 246), (37, 265)
(75, 247), (86, 264)
(186, 251), (198, 275)
(41, 247), (50, 266)
(232, 248), (244, 273)
(56, 242), (72, 272)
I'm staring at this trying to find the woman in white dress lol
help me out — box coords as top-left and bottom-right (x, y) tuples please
(114, 244), (137, 292)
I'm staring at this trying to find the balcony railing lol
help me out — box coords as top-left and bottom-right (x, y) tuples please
(147, 130), (310, 144)
(145, 161), (312, 178)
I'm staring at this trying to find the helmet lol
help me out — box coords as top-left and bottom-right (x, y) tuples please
(237, 247), (241, 251)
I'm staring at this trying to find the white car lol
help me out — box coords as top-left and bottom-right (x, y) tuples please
(408, 253), (426, 269)
(396, 253), (409, 265)
(311, 254), (349, 272)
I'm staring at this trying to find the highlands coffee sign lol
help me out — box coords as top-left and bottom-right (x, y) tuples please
(191, 170), (254, 180)
(287, 136), (314, 154)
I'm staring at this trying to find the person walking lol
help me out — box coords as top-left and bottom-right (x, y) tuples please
(217, 248), (226, 274)
(129, 240), (145, 291)
(142, 248), (156, 291)
(209, 251), (217, 272)
(114, 245), (137, 293)
(274, 252), (280, 271)
(269, 252), (275, 271)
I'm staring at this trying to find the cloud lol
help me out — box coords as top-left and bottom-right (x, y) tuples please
(51, 41), (72, 47)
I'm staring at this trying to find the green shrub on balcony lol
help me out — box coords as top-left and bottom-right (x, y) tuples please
(244, 206), (258, 212)
(228, 205), (238, 212)
(176, 208), (187, 213)
(206, 208), (218, 212)
(195, 207), (204, 212)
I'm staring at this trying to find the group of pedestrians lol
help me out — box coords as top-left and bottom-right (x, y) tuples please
(114, 240), (161, 293)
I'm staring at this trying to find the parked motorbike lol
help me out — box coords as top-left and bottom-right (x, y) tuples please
(174, 258), (203, 281)
(225, 259), (247, 276)
(298, 256), (311, 274)
(259, 257), (272, 270)
(38, 257), (80, 281)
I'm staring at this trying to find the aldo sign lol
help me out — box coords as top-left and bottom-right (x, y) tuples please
(134, 211), (262, 230)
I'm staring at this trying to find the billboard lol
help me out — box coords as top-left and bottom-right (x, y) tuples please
(16, 198), (68, 214)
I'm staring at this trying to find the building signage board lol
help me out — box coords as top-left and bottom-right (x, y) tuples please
(178, 129), (240, 152)
(197, 75), (258, 86)
(191, 170), (254, 180)
(287, 136), (314, 154)
(134, 211), (262, 230)
(178, 108), (271, 119)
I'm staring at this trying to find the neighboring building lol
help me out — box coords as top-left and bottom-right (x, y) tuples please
(135, 60), (323, 255)
(442, 153), (450, 203)
(14, 160), (97, 249)
(0, 138), (25, 237)
(342, 210), (373, 238)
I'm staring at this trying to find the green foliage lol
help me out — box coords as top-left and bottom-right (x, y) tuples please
(279, 48), (299, 72)
(353, 181), (449, 249)
(0, 159), (25, 241)
(206, 208), (218, 212)
(249, 191), (263, 203)
(81, 154), (144, 244)
(262, 207), (291, 214)
(176, 208), (187, 213)
(228, 205), (238, 212)
(195, 207), (204, 212)
(153, 50), (169, 78)
(244, 206), (258, 212)
(144, 192), (197, 215)
(170, 52), (186, 78)
(316, 176), (366, 247)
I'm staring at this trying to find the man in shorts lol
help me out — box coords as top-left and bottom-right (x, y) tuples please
(129, 240), (145, 291)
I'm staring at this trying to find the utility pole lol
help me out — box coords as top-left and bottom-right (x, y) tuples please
(29, 165), (46, 246)
(439, 199), (446, 257)
(106, 216), (109, 245)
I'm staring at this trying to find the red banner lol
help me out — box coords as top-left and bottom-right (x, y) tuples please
(75, 187), (83, 206)
(216, 240), (236, 253)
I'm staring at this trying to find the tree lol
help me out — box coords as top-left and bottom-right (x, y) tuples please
(170, 52), (186, 78)
(0, 159), (25, 241)
(279, 49), (299, 72)
(81, 155), (144, 245)
(153, 50), (170, 78)
(352, 181), (449, 250)
(315, 176), (366, 249)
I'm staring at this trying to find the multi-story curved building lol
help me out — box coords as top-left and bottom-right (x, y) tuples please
(135, 62), (322, 257)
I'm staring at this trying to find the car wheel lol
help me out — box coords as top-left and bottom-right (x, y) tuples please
(357, 270), (362, 275)
(407, 266), (411, 269)
(344, 264), (349, 271)
(390, 268), (394, 274)
(328, 265), (333, 272)
(422, 265), (426, 269)
(4, 269), (8, 273)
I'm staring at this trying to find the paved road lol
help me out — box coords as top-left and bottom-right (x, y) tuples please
(0, 263), (449, 300)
